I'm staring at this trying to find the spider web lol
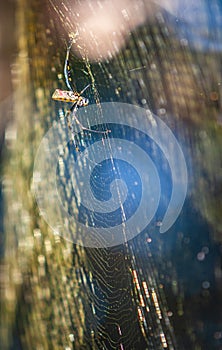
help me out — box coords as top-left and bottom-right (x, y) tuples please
(36, 1), (180, 349)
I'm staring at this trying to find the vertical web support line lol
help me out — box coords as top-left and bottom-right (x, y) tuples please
(83, 56), (129, 245)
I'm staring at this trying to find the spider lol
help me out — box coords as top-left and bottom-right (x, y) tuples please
(52, 37), (110, 154)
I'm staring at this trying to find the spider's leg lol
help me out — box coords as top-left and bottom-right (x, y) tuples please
(72, 113), (109, 134)
(70, 102), (78, 114)
(67, 104), (102, 167)
(70, 106), (110, 134)
(67, 36), (74, 50)
(65, 106), (80, 151)
(79, 84), (90, 95)
(75, 114), (111, 134)
(64, 39), (75, 91)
